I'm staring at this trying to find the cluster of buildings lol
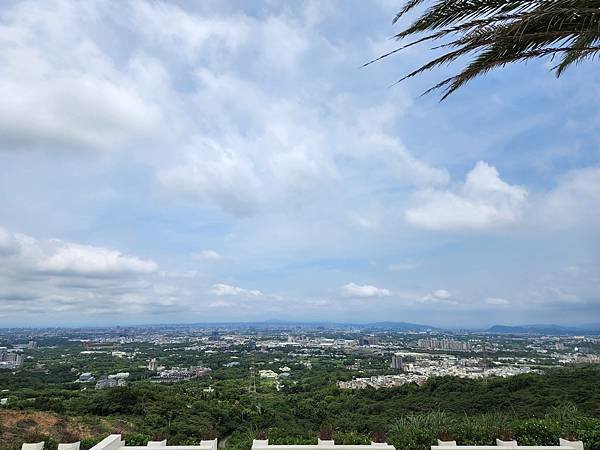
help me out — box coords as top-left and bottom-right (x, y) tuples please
(0, 347), (24, 369)
(258, 366), (291, 380)
(77, 372), (95, 383)
(13, 340), (37, 350)
(76, 372), (130, 389)
(339, 351), (538, 389)
(147, 358), (212, 383)
(95, 373), (130, 390)
(416, 338), (472, 352)
(150, 366), (211, 383)
(338, 373), (427, 389)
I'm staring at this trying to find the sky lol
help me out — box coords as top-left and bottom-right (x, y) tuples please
(0, 0), (599, 328)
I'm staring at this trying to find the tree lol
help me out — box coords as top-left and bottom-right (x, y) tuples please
(367, 1), (600, 99)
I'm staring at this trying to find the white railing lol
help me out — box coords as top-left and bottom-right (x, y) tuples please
(19, 435), (586, 450)
(124, 442), (218, 450)
(58, 443), (81, 450)
(251, 439), (395, 450)
(22, 443), (45, 450)
(26, 436), (218, 450)
(432, 439), (584, 450)
(90, 435), (125, 450)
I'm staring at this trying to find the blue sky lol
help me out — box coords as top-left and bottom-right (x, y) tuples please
(0, 0), (598, 327)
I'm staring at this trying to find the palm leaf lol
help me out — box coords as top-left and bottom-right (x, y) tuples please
(374, 0), (600, 99)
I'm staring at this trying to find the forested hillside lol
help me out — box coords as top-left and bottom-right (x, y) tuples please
(1, 367), (599, 450)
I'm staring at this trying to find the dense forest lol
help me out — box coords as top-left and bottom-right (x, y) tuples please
(1, 366), (599, 450)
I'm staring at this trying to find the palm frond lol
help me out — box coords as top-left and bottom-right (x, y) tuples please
(375, 0), (600, 99)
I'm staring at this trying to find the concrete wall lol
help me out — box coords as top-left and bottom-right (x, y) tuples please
(432, 439), (584, 450)
(21, 435), (586, 450)
(251, 439), (395, 450)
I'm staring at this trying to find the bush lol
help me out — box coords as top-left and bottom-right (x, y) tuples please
(513, 420), (560, 446)
(123, 433), (149, 446)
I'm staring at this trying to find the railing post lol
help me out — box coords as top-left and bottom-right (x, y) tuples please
(90, 435), (124, 450)
(58, 443), (81, 450)
(22, 442), (44, 450)
(559, 438), (584, 450)
(436, 440), (457, 447)
(200, 439), (218, 450)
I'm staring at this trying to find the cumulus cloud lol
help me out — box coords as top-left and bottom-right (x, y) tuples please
(0, 226), (181, 321)
(0, 227), (20, 256)
(158, 137), (264, 216)
(420, 289), (457, 305)
(131, 1), (251, 60)
(1, 0), (447, 219)
(0, 226), (157, 277)
(0, 1), (160, 151)
(153, 35), (444, 217)
(209, 283), (263, 297)
(537, 167), (600, 229)
(191, 250), (222, 262)
(342, 282), (390, 298)
(406, 162), (527, 231)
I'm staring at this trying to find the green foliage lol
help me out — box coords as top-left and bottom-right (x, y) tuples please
(512, 420), (560, 446)
(123, 433), (150, 446)
(367, 0), (600, 99)
(1, 365), (600, 450)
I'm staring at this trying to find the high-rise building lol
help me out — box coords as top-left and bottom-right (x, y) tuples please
(390, 353), (403, 370)
(359, 336), (379, 346)
(148, 358), (158, 371)
(0, 348), (24, 369)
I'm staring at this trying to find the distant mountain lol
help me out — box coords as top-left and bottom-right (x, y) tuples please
(487, 324), (600, 335)
(182, 320), (439, 331)
(363, 321), (438, 331)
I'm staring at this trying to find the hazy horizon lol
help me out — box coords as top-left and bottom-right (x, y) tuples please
(0, 0), (598, 328)
(2, 318), (600, 331)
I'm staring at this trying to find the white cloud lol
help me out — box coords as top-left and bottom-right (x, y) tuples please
(191, 249), (222, 262)
(348, 210), (381, 230)
(0, 226), (157, 277)
(406, 162), (527, 231)
(0, 225), (179, 321)
(342, 282), (390, 298)
(158, 137), (264, 216)
(420, 289), (457, 305)
(37, 241), (157, 276)
(486, 297), (510, 306)
(0, 227), (20, 256)
(131, 1), (251, 61)
(537, 167), (600, 229)
(0, 1), (161, 151)
(259, 16), (310, 71)
(433, 289), (451, 299)
(209, 283), (263, 297)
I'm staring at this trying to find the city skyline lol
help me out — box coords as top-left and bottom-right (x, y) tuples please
(0, 0), (599, 327)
